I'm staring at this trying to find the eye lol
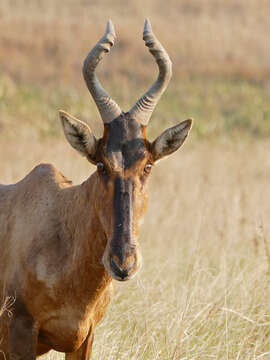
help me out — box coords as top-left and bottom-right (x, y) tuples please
(144, 163), (152, 175)
(97, 162), (106, 174)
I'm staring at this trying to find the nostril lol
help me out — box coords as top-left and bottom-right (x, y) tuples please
(110, 258), (128, 279)
(109, 256), (136, 280)
(126, 257), (135, 272)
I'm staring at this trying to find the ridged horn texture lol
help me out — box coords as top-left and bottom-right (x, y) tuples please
(82, 20), (122, 123)
(129, 18), (172, 125)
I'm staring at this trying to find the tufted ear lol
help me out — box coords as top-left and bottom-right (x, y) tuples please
(151, 119), (192, 162)
(59, 110), (98, 164)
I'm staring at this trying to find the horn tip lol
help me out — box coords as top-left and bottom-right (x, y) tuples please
(59, 110), (67, 117)
(144, 18), (152, 33)
(106, 19), (116, 37)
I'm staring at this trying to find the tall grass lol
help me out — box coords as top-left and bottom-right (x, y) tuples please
(1, 75), (269, 141)
(0, 0), (269, 141)
(0, 0), (269, 84)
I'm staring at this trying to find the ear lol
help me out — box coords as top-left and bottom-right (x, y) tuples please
(59, 110), (98, 164)
(151, 119), (193, 162)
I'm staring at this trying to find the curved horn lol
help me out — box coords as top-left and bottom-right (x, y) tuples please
(129, 19), (172, 125)
(82, 20), (122, 123)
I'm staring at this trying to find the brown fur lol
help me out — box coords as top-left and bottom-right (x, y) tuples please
(0, 164), (114, 357)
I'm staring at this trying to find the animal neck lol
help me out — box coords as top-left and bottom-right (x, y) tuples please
(59, 172), (110, 286)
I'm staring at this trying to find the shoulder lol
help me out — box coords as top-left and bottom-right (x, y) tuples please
(24, 164), (73, 188)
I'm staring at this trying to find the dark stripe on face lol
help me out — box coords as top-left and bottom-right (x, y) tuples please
(105, 114), (146, 169)
(111, 176), (134, 264)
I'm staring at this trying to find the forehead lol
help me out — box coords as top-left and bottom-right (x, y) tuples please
(102, 113), (148, 169)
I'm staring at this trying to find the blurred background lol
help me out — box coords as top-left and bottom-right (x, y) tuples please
(1, 1), (270, 359)
(0, 0), (269, 140)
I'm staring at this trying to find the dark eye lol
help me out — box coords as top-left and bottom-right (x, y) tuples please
(97, 162), (106, 174)
(144, 163), (152, 175)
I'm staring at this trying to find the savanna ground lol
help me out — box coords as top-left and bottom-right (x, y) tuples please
(1, 0), (270, 359)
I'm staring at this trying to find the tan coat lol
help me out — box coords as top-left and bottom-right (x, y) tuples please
(0, 164), (112, 355)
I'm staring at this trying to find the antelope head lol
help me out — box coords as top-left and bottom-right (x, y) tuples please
(59, 19), (192, 281)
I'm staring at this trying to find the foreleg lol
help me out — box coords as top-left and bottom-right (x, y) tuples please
(8, 298), (37, 360)
(0, 312), (9, 360)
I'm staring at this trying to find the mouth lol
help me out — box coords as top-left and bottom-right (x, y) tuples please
(109, 269), (138, 282)
(112, 274), (131, 282)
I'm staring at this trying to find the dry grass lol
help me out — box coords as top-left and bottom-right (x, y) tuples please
(0, 302), (5, 318)
(0, 0), (269, 141)
(0, 0), (269, 86)
(1, 74), (269, 141)
(0, 297), (14, 318)
(1, 138), (270, 359)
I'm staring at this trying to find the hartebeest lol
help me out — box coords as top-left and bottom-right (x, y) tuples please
(0, 19), (192, 359)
